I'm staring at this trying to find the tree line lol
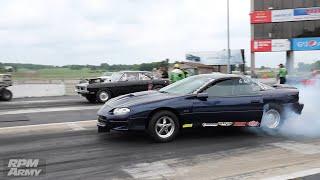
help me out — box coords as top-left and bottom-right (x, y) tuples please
(0, 60), (170, 72)
(297, 60), (320, 72)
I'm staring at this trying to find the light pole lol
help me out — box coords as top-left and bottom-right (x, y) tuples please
(227, 0), (231, 74)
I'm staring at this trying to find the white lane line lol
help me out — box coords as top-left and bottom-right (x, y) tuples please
(263, 168), (320, 180)
(0, 120), (96, 131)
(0, 120), (96, 136)
(2, 99), (81, 105)
(271, 141), (320, 155)
(0, 106), (101, 116)
(122, 162), (175, 179)
(67, 122), (86, 131)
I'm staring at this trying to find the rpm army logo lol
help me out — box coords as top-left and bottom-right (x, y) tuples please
(3, 158), (46, 177)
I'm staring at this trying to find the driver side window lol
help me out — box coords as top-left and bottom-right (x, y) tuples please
(139, 73), (152, 80)
(203, 79), (235, 97)
(120, 73), (139, 81)
(233, 78), (261, 96)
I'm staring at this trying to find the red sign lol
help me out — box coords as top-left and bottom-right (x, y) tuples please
(251, 40), (272, 52)
(251, 11), (272, 24)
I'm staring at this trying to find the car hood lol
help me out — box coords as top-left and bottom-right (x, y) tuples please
(105, 91), (180, 108)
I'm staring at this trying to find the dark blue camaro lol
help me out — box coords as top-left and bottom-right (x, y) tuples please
(97, 73), (304, 142)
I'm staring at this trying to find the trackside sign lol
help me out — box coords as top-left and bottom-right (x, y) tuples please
(251, 7), (320, 23)
(251, 39), (291, 52)
(291, 37), (320, 51)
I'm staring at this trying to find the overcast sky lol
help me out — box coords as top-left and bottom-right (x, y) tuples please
(0, 0), (319, 67)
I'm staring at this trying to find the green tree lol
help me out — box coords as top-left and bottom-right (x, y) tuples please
(312, 61), (320, 70)
(297, 62), (312, 72)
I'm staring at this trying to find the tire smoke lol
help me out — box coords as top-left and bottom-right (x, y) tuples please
(278, 85), (320, 138)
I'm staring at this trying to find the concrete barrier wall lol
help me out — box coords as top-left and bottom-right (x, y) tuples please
(8, 80), (80, 98)
(8, 84), (66, 98)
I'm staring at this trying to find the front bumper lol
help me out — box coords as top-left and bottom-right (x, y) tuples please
(284, 102), (304, 114)
(292, 103), (304, 114)
(97, 115), (145, 131)
(97, 116), (129, 131)
(75, 85), (89, 94)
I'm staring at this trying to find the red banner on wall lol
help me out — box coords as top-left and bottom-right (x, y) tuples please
(250, 11), (272, 24)
(251, 40), (272, 52)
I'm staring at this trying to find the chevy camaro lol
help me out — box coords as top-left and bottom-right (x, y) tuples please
(97, 73), (304, 142)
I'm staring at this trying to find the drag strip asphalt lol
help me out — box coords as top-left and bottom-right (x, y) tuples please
(0, 96), (91, 110)
(1, 96), (320, 179)
(1, 121), (320, 180)
(0, 96), (101, 128)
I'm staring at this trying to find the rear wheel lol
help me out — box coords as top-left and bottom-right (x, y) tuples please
(261, 104), (283, 131)
(96, 90), (111, 103)
(148, 110), (180, 143)
(1, 89), (13, 101)
(152, 85), (163, 90)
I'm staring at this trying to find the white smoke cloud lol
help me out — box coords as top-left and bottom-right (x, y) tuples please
(279, 83), (320, 138)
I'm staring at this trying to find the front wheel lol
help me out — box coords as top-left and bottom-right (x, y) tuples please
(1, 89), (13, 101)
(148, 110), (180, 143)
(96, 90), (111, 103)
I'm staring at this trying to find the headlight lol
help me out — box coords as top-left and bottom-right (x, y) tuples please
(113, 108), (131, 115)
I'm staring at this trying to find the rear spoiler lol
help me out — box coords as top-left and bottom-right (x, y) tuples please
(272, 84), (297, 89)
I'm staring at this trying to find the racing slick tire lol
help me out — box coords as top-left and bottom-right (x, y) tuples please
(261, 104), (284, 132)
(96, 90), (111, 103)
(85, 95), (97, 103)
(0, 89), (13, 101)
(152, 85), (163, 91)
(148, 110), (180, 143)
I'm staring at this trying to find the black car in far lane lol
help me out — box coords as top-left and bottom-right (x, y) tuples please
(76, 71), (169, 103)
(97, 73), (304, 143)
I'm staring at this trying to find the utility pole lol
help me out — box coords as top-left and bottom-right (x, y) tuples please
(227, 0), (231, 74)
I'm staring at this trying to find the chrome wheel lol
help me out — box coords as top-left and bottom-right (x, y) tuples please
(155, 116), (175, 139)
(262, 109), (281, 129)
(99, 91), (109, 102)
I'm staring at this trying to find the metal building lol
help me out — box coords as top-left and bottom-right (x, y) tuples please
(251, 0), (320, 75)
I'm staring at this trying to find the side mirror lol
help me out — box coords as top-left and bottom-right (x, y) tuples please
(197, 93), (209, 100)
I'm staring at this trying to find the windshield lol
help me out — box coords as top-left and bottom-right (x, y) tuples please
(101, 72), (112, 77)
(160, 75), (214, 95)
(110, 72), (123, 81)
